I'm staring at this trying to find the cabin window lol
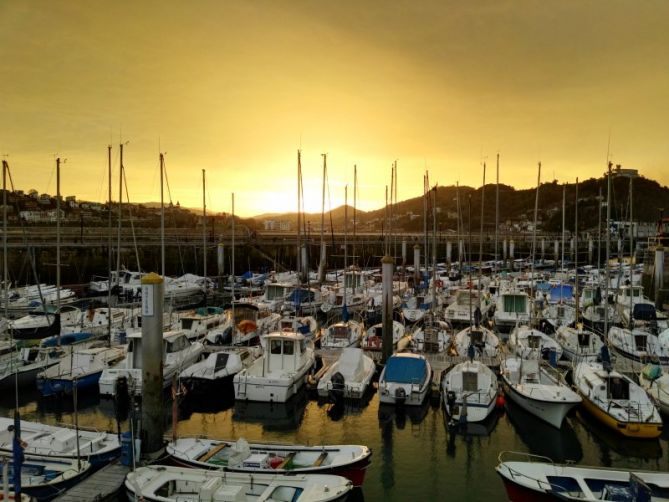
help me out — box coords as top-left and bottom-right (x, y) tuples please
(181, 319), (194, 330)
(528, 335), (541, 349)
(577, 333), (590, 347)
(504, 295), (526, 313)
(270, 340), (283, 355)
(557, 306), (565, 318)
(283, 341), (295, 355)
(462, 371), (478, 392)
(607, 377), (630, 400)
(470, 331), (483, 346)
(215, 353), (229, 372)
(634, 335), (647, 351)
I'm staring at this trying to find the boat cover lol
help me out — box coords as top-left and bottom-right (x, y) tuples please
(549, 285), (573, 303)
(633, 303), (656, 322)
(338, 348), (366, 380)
(384, 356), (427, 384)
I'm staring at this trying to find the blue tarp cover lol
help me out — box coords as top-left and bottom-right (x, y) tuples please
(384, 356), (427, 384)
(549, 285), (573, 302)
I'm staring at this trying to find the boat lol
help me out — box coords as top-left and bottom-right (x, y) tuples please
(442, 359), (498, 424)
(573, 359), (663, 439)
(444, 288), (492, 326)
(401, 290), (436, 323)
(639, 363), (669, 415)
(500, 355), (581, 428)
(555, 325), (604, 362)
(320, 319), (364, 349)
(167, 437), (372, 487)
(0, 342), (60, 389)
(278, 313), (318, 339)
(36, 345), (126, 397)
(233, 331), (315, 402)
(204, 303), (281, 346)
(0, 417), (120, 466)
(608, 325), (669, 365)
(509, 324), (562, 360)
(0, 451), (90, 501)
(493, 287), (531, 333)
(177, 306), (227, 340)
(411, 313), (451, 354)
(378, 353), (432, 406)
(316, 347), (376, 401)
(125, 465), (353, 502)
(361, 320), (407, 352)
(178, 347), (260, 394)
(496, 450), (669, 502)
(452, 325), (500, 358)
(99, 330), (204, 397)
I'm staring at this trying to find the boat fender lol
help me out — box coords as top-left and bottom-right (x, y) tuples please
(446, 390), (456, 413)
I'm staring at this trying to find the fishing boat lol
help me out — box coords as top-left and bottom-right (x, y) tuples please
(500, 355), (581, 428)
(233, 331), (315, 402)
(442, 359), (498, 424)
(378, 353), (432, 406)
(125, 465), (353, 502)
(573, 359), (663, 439)
(0, 417), (120, 466)
(316, 347), (376, 401)
(178, 347), (260, 394)
(36, 345), (126, 397)
(0, 451), (90, 501)
(167, 437), (372, 487)
(177, 306), (226, 340)
(99, 330), (204, 397)
(496, 450), (669, 501)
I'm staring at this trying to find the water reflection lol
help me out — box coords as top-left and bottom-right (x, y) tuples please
(319, 387), (376, 422)
(378, 400), (430, 430)
(233, 390), (308, 431)
(181, 383), (236, 415)
(573, 410), (663, 462)
(505, 399), (583, 462)
(443, 406), (502, 438)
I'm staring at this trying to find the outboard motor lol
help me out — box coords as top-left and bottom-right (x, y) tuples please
(395, 386), (407, 405)
(446, 390), (456, 415)
(329, 371), (346, 406)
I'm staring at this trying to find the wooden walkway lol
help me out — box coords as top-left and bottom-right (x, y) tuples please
(54, 461), (130, 502)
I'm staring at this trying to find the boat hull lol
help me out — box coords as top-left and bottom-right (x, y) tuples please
(578, 392), (663, 439)
(501, 379), (576, 429)
(37, 371), (101, 397)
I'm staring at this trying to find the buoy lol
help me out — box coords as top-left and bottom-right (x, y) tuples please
(496, 393), (506, 408)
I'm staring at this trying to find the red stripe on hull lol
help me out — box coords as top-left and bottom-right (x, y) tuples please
(500, 475), (560, 502)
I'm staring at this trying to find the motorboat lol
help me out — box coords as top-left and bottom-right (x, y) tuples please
(494, 287), (531, 333)
(444, 288), (492, 326)
(442, 359), (498, 423)
(179, 347), (260, 394)
(378, 353), (432, 406)
(125, 465), (353, 502)
(573, 359), (663, 439)
(99, 330), (204, 397)
(234, 331), (315, 402)
(0, 417), (120, 466)
(167, 437), (372, 487)
(500, 355), (580, 428)
(316, 347), (376, 401)
(496, 450), (669, 501)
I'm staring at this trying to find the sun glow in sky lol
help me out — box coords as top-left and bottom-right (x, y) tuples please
(1, 1), (668, 216)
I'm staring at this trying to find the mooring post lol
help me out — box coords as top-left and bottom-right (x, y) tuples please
(381, 255), (394, 365)
(140, 272), (164, 456)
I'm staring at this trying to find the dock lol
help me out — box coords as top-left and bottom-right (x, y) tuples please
(54, 461), (130, 502)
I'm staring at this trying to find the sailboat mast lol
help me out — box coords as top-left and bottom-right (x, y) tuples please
(160, 153), (165, 277)
(344, 185), (348, 307)
(575, 178), (580, 324)
(56, 157), (61, 317)
(495, 154), (500, 271)
(116, 143), (123, 284)
(629, 173), (634, 322)
(479, 161), (486, 301)
(231, 193), (235, 312)
(431, 183), (437, 312)
(604, 162), (612, 336)
(296, 150), (301, 277)
(561, 184), (566, 270)
(456, 182), (461, 274)
(107, 146), (113, 342)
(530, 162), (541, 326)
(423, 173), (429, 279)
(202, 169), (207, 291)
(2, 160), (8, 324)
(318, 154), (327, 283)
(353, 165), (357, 267)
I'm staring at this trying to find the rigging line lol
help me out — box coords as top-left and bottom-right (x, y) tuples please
(122, 167), (141, 272)
(163, 159), (185, 274)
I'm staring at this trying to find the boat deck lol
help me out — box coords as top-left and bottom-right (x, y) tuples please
(54, 460), (129, 502)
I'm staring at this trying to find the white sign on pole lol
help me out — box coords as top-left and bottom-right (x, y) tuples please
(142, 285), (155, 317)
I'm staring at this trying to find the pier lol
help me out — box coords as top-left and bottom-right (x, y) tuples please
(54, 461), (130, 502)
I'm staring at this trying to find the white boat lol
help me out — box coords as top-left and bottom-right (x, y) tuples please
(37, 345), (126, 397)
(320, 319), (364, 349)
(179, 347), (260, 394)
(608, 326), (669, 365)
(500, 355), (581, 428)
(573, 359), (663, 438)
(234, 331), (315, 402)
(99, 330), (204, 397)
(177, 306), (227, 340)
(453, 326), (500, 358)
(125, 465), (353, 502)
(496, 451), (669, 502)
(540, 302), (576, 332)
(411, 314), (451, 354)
(555, 325), (604, 362)
(509, 325), (562, 360)
(205, 303), (281, 346)
(167, 437), (372, 487)
(582, 302), (621, 330)
(281, 287), (324, 315)
(278, 314), (318, 339)
(401, 291), (436, 323)
(444, 288), (491, 326)
(317, 347), (376, 400)
(442, 359), (498, 423)
(494, 287), (531, 333)
(361, 320), (406, 352)
(0, 417), (120, 466)
(0, 342), (60, 389)
(639, 363), (669, 415)
(378, 353), (432, 406)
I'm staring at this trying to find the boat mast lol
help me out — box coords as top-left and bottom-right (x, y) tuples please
(431, 182), (437, 313)
(56, 157), (61, 345)
(468, 194), (473, 326)
(561, 184), (566, 271)
(107, 146), (113, 344)
(296, 150), (301, 280)
(495, 154), (500, 272)
(160, 153), (165, 277)
(604, 162), (612, 338)
(202, 168), (207, 304)
(597, 186), (602, 269)
(116, 143), (123, 286)
(575, 177), (580, 325)
(479, 161), (486, 307)
(344, 185), (348, 310)
(231, 193), (235, 320)
(423, 172), (429, 281)
(628, 173), (633, 326)
(318, 154), (327, 283)
(530, 162), (541, 327)
(353, 164), (357, 267)
(456, 181), (461, 275)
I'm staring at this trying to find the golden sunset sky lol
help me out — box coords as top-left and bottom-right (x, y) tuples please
(1, 1), (667, 216)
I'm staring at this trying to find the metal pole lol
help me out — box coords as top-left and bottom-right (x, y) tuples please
(495, 153), (500, 271)
(56, 158), (61, 345)
(202, 169), (207, 302)
(381, 255), (394, 364)
(160, 153), (165, 277)
(107, 146), (113, 343)
(604, 162), (612, 337)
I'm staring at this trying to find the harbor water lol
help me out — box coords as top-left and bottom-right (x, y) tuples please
(2, 379), (668, 501)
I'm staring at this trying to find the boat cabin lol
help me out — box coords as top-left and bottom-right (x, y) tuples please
(263, 332), (307, 373)
(127, 330), (192, 369)
(502, 294), (528, 313)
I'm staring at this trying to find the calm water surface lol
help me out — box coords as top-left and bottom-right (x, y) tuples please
(3, 384), (669, 501)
